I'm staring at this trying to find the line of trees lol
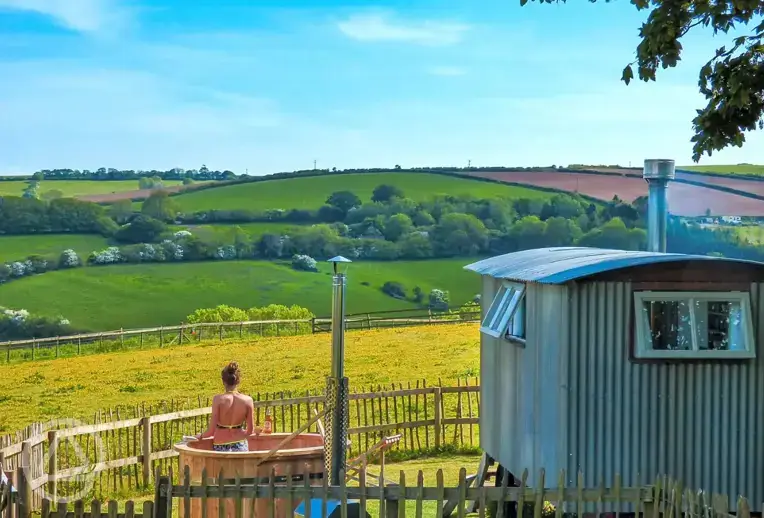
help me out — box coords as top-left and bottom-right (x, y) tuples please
(2, 164), (236, 182)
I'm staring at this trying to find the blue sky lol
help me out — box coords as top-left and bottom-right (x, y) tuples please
(0, 0), (762, 175)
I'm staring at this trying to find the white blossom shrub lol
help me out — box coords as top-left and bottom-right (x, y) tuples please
(59, 318), (70, 326)
(174, 230), (193, 239)
(428, 288), (450, 311)
(215, 245), (237, 260)
(291, 254), (318, 272)
(160, 240), (184, 261)
(9, 262), (28, 277)
(59, 249), (81, 268)
(3, 308), (29, 323)
(138, 243), (158, 261)
(90, 247), (124, 265)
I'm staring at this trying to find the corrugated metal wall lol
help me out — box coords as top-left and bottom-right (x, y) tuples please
(565, 281), (764, 509)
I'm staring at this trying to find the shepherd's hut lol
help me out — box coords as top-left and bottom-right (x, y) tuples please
(465, 160), (764, 508)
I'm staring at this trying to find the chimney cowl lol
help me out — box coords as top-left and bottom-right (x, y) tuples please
(643, 159), (676, 181)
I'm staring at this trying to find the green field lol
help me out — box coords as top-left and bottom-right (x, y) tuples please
(173, 222), (307, 241)
(0, 258), (480, 330)
(0, 234), (110, 262)
(734, 225), (764, 244)
(172, 172), (551, 212)
(0, 179), (183, 197)
(681, 164), (764, 176)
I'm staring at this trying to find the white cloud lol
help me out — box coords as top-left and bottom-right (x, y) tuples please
(0, 0), (128, 32)
(428, 66), (466, 76)
(337, 13), (470, 46)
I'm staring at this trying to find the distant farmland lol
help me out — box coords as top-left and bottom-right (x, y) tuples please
(0, 179), (183, 198)
(465, 169), (764, 217)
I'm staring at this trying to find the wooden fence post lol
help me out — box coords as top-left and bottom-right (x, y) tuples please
(77, 337), (81, 355)
(17, 442), (31, 518)
(142, 417), (152, 488)
(239, 322), (244, 338)
(154, 475), (171, 518)
(159, 327), (164, 347)
(179, 324), (183, 345)
(47, 431), (57, 503)
(5, 345), (9, 363)
(311, 318), (316, 334)
(433, 388), (442, 449)
(30, 341), (34, 361)
(55, 337), (59, 359)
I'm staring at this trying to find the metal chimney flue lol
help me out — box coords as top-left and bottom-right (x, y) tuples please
(643, 159), (675, 253)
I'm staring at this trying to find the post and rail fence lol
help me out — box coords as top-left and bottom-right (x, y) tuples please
(2, 464), (753, 518)
(0, 379), (481, 511)
(0, 308), (480, 364)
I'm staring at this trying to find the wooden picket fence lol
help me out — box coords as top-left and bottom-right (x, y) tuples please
(0, 379), (480, 509)
(0, 308), (479, 364)
(3, 464), (753, 518)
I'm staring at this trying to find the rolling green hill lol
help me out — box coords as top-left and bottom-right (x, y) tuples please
(0, 258), (480, 330)
(0, 234), (110, 263)
(0, 179), (183, 197)
(680, 164), (764, 176)
(172, 172), (551, 213)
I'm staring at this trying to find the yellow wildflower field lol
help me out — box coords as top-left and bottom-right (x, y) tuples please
(0, 323), (479, 432)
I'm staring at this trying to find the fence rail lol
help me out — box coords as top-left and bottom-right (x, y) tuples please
(0, 379), (481, 509)
(0, 309), (480, 363)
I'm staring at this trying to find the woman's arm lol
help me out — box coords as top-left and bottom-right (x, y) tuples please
(198, 397), (219, 439)
(246, 398), (257, 435)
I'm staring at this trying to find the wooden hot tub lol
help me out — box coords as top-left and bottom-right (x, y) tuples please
(174, 433), (325, 518)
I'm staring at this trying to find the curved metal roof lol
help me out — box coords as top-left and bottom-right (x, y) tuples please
(464, 247), (764, 284)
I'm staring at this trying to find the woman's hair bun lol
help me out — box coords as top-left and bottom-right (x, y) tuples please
(221, 361), (241, 387)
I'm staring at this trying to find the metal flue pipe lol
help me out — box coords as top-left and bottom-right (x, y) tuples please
(324, 256), (351, 486)
(643, 159), (676, 253)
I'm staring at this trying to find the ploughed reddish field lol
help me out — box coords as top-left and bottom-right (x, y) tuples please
(674, 171), (764, 197)
(467, 170), (764, 217)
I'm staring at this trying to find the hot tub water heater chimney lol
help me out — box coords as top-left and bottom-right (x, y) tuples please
(325, 256), (352, 486)
(643, 159), (676, 253)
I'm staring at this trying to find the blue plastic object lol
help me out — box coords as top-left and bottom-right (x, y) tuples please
(294, 499), (369, 518)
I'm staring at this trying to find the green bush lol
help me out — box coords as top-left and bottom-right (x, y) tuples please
(381, 281), (407, 299)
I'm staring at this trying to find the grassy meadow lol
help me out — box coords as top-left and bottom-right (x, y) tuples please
(0, 234), (110, 262)
(681, 164), (764, 176)
(0, 323), (479, 431)
(733, 225), (764, 244)
(0, 179), (183, 197)
(0, 258), (480, 330)
(172, 222), (307, 242)
(171, 172), (552, 212)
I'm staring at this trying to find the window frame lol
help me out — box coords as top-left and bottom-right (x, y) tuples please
(633, 290), (756, 360)
(480, 281), (526, 340)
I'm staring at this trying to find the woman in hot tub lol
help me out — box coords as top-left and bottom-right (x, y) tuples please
(197, 361), (260, 451)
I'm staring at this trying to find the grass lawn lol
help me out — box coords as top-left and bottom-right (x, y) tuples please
(0, 234), (110, 262)
(172, 172), (551, 213)
(681, 164), (764, 176)
(0, 179), (183, 197)
(734, 225), (764, 244)
(172, 222), (308, 242)
(0, 323), (479, 431)
(0, 258), (481, 330)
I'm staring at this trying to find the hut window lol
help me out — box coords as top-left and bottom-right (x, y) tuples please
(633, 291), (755, 359)
(480, 281), (526, 339)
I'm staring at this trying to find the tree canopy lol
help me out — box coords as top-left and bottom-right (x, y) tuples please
(524, 0), (764, 161)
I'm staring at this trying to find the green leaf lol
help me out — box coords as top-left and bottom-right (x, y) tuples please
(621, 64), (634, 85)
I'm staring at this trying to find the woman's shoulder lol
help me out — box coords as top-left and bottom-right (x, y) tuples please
(236, 393), (254, 405)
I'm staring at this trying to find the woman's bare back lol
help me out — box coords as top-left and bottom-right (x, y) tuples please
(211, 392), (255, 445)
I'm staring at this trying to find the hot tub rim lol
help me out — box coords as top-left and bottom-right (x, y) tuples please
(173, 432), (335, 459)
